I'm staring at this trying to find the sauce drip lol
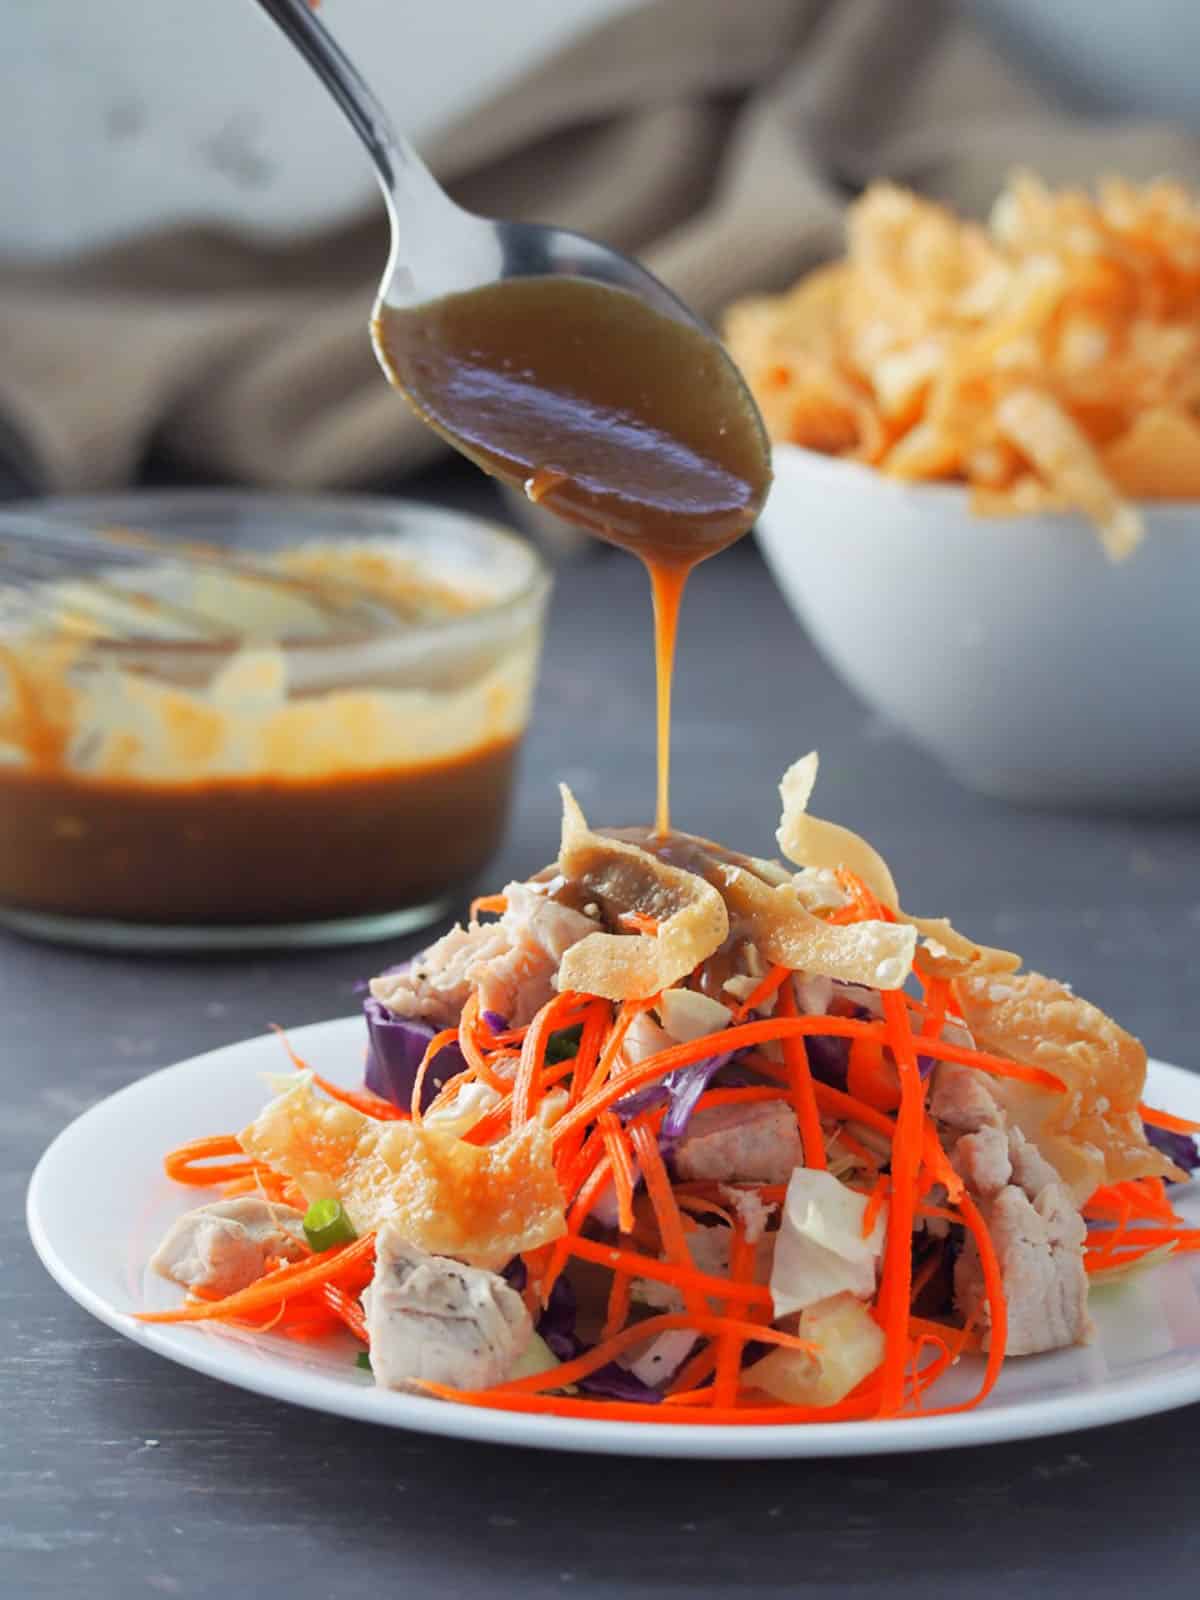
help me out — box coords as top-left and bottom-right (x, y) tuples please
(376, 277), (771, 833)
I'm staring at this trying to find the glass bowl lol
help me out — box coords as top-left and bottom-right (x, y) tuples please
(0, 490), (550, 949)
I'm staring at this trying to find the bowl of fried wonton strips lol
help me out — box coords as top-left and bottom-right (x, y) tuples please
(732, 173), (1200, 810)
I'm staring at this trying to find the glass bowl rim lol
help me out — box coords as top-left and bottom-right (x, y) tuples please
(3, 487), (552, 656)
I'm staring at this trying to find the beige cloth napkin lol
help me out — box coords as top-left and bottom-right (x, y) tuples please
(3, 0), (1199, 494)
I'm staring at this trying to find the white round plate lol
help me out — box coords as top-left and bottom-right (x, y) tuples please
(27, 1018), (1200, 1458)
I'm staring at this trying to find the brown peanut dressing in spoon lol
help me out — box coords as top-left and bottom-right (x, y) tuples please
(375, 277), (771, 834)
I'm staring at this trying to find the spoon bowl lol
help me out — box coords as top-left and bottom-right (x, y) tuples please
(251, 0), (759, 411)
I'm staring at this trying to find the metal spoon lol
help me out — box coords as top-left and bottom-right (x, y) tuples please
(252, 0), (751, 386)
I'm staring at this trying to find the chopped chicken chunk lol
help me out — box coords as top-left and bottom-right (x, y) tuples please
(675, 1100), (802, 1185)
(150, 1198), (307, 1299)
(370, 881), (596, 1029)
(933, 1060), (1091, 1354)
(365, 1221), (532, 1392)
(956, 1182), (1090, 1356)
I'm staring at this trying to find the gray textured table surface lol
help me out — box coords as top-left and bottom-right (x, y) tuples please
(4, 474), (1200, 1599)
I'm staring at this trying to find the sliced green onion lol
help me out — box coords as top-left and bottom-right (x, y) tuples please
(355, 1351), (373, 1373)
(545, 1024), (583, 1066)
(302, 1197), (357, 1252)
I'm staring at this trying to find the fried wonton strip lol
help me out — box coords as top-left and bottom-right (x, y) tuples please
(555, 787), (729, 1001)
(777, 754), (1019, 981)
(239, 1077), (565, 1270)
(953, 971), (1183, 1203)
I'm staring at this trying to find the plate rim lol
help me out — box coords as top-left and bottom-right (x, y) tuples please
(26, 1016), (1200, 1459)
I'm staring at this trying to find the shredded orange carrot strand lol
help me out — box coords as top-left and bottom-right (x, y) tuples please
(598, 1111), (638, 1236)
(811, 1081), (896, 1140)
(139, 1234), (375, 1324)
(908, 1249), (945, 1307)
(1086, 1225), (1200, 1251)
(470, 893), (508, 919)
(410, 1028), (460, 1121)
(776, 978), (827, 1170)
(847, 1036), (900, 1114)
(493, 1311), (815, 1396)
(322, 1282), (369, 1343)
(163, 1135), (262, 1188)
(712, 1224), (754, 1408)
(456, 992), (512, 1095)
(602, 1268), (633, 1343)
(629, 1117), (705, 1318)
(920, 1119), (965, 1205)
(862, 1173), (891, 1238)
(542, 1151), (617, 1303)
(916, 1034), (1066, 1092)
(875, 990), (926, 1415)
(733, 964), (792, 1020)
(834, 866), (895, 923)
(311, 1072), (407, 1121)
(830, 1126), (883, 1170)
(554, 1014), (890, 1147)
(666, 1343), (719, 1398)
(1140, 1102), (1200, 1135)
(922, 1191), (1007, 1416)
(563, 1234), (773, 1310)
(413, 1383), (880, 1426)
(513, 992), (581, 1127)
(618, 910), (660, 936)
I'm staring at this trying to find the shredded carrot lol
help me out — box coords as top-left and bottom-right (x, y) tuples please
(513, 992), (582, 1127)
(911, 1034), (1066, 1093)
(917, 974), (951, 1045)
(601, 1269), (633, 1343)
(413, 1383), (880, 1426)
(776, 978), (827, 1169)
(618, 910), (660, 936)
(322, 1282), (369, 1343)
(598, 1111), (638, 1236)
(1085, 1178), (1180, 1224)
(874, 990), (926, 1415)
(410, 1028), (460, 1121)
(563, 1234), (773, 1310)
(908, 1249), (945, 1308)
(492, 1311), (815, 1397)
(667, 1343), (719, 1398)
(629, 1117), (705, 1318)
(733, 964), (792, 1020)
(1140, 1102), (1200, 1135)
(456, 992), (513, 1095)
(311, 1072), (408, 1121)
(811, 1081), (897, 1140)
(163, 1135), (262, 1188)
(553, 1014), (892, 1148)
(829, 1126), (883, 1170)
(138, 1234), (375, 1324)
(463, 1056), (578, 1147)
(922, 1192), (1007, 1416)
(1086, 1226), (1200, 1251)
(712, 1225), (754, 1408)
(834, 866), (895, 923)
(862, 1173), (891, 1238)
(847, 1037), (900, 1114)
(920, 1119), (965, 1205)
(541, 1151), (618, 1304)
(470, 893), (508, 919)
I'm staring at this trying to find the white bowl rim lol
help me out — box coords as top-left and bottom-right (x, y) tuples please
(767, 440), (1200, 525)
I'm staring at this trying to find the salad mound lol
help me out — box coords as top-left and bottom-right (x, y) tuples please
(142, 755), (1200, 1424)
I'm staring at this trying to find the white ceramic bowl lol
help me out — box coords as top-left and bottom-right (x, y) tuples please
(756, 444), (1200, 810)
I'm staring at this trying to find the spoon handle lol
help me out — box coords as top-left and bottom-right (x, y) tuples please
(251, 0), (450, 228)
